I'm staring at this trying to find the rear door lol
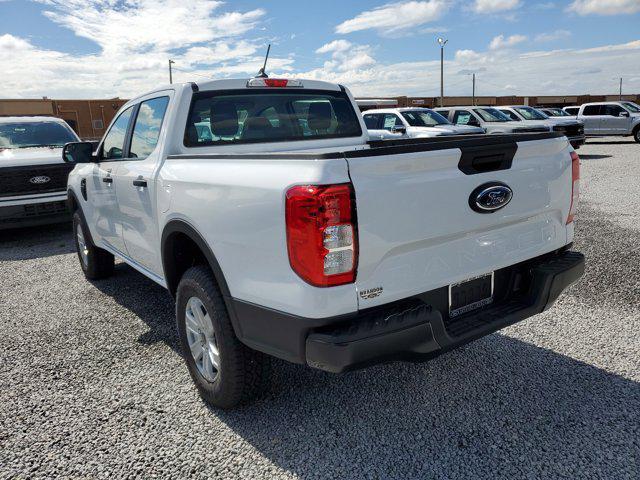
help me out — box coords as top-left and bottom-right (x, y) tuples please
(346, 136), (573, 308)
(581, 105), (605, 134)
(114, 94), (171, 276)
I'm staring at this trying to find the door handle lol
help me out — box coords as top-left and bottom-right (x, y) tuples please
(102, 177), (113, 184)
(133, 179), (148, 188)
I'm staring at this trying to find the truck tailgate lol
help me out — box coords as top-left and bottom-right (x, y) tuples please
(346, 134), (573, 308)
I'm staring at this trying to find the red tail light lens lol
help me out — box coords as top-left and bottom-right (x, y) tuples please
(567, 151), (580, 224)
(285, 184), (357, 287)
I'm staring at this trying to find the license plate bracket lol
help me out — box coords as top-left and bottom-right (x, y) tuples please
(448, 272), (494, 318)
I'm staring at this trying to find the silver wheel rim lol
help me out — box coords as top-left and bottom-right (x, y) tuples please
(76, 223), (89, 268)
(185, 296), (220, 382)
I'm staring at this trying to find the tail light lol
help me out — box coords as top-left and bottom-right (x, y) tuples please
(285, 184), (357, 287)
(567, 151), (580, 224)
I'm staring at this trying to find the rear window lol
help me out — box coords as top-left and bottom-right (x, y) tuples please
(184, 89), (362, 147)
(0, 121), (76, 149)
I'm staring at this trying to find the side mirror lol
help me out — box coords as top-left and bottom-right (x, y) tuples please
(62, 142), (95, 163)
(619, 111), (630, 117)
(391, 126), (407, 135)
(468, 118), (480, 127)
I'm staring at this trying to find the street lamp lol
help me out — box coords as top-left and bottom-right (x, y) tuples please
(169, 59), (175, 84)
(437, 37), (448, 107)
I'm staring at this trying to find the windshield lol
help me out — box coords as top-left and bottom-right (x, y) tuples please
(514, 107), (548, 120)
(474, 108), (512, 122)
(622, 102), (640, 113)
(185, 89), (362, 146)
(401, 109), (450, 127)
(0, 121), (77, 149)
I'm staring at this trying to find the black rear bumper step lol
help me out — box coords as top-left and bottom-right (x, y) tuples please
(305, 250), (584, 372)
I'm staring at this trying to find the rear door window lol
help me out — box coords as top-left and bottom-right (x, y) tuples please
(582, 105), (602, 116)
(363, 114), (379, 129)
(129, 97), (170, 159)
(453, 110), (473, 125)
(184, 89), (362, 146)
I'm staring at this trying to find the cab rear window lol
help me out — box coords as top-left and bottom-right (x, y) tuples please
(184, 89), (362, 146)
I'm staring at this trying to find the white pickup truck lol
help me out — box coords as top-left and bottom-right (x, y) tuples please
(63, 77), (585, 408)
(0, 116), (79, 229)
(576, 102), (640, 142)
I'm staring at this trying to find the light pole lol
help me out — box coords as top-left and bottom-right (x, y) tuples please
(437, 37), (448, 107)
(471, 73), (476, 106)
(169, 59), (175, 84)
(619, 77), (623, 100)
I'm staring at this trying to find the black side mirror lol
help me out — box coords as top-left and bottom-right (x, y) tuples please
(619, 111), (630, 118)
(62, 142), (95, 163)
(468, 118), (480, 127)
(392, 126), (407, 135)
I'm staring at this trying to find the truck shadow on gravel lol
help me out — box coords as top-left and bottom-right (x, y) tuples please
(0, 222), (75, 261)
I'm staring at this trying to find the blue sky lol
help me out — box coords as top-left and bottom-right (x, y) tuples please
(1, 0), (639, 98)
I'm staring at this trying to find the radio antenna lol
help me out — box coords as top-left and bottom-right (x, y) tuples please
(256, 44), (271, 78)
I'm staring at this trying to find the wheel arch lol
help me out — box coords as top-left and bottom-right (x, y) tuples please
(161, 220), (232, 300)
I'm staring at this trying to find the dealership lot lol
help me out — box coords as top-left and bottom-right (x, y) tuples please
(1, 138), (638, 479)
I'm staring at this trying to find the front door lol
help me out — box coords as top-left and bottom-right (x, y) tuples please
(91, 105), (134, 253)
(114, 95), (170, 276)
(601, 104), (631, 134)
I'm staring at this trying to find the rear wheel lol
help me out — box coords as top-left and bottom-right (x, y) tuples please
(176, 265), (270, 409)
(72, 211), (114, 280)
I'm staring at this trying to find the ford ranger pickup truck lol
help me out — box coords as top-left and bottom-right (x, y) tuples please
(363, 107), (484, 140)
(1, 116), (79, 229)
(497, 106), (585, 149)
(63, 77), (585, 409)
(576, 102), (640, 142)
(434, 106), (550, 135)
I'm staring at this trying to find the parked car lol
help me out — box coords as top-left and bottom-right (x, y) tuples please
(497, 106), (585, 149)
(563, 106), (580, 116)
(434, 106), (550, 134)
(363, 108), (484, 140)
(576, 102), (640, 142)
(0, 116), (79, 229)
(63, 77), (584, 408)
(540, 107), (574, 118)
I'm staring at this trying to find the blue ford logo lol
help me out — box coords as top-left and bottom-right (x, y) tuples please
(469, 182), (513, 213)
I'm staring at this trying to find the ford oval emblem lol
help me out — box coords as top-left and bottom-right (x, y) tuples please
(29, 175), (51, 185)
(469, 182), (513, 213)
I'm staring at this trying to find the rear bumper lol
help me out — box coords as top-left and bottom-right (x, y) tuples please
(568, 135), (586, 148)
(0, 199), (70, 230)
(230, 249), (585, 372)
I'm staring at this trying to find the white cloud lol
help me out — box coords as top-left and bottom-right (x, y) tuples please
(335, 1), (449, 36)
(567, 0), (640, 15)
(535, 30), (571, 42)
(316, 40), (353, 54)
(314, 40), (376, 73)
(473, 0), (521, 13)
(489, 34), (527, 50)
(1, 1), (291, 98)
(295, 39), (640, 98)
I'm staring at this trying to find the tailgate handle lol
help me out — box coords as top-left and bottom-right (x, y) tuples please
(458, 143), (518, 175)
(472, 153), (505, 172)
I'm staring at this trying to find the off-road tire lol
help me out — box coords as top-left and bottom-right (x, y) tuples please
(72, 211), (114, 280)
(176, 265), (271, 409)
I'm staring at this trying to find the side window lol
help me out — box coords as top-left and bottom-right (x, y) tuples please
(102, 106), (134, 160)
(363, 114), (379, 129)
(129, 97), (170, 159)
(453, 110), (472, 125)
(582, 105), (602, 116)
(603, 104), (624, 116)
(382, 114), (403, 131)
(501, 110), (520, 121)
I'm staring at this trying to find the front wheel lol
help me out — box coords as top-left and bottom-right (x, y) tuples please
(73, 211), (114, 280)
(176, 265), (270, 409)
(633, 127), (640, 144)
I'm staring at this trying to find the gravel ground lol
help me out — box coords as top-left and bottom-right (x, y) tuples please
(1, 137), (639, 479)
